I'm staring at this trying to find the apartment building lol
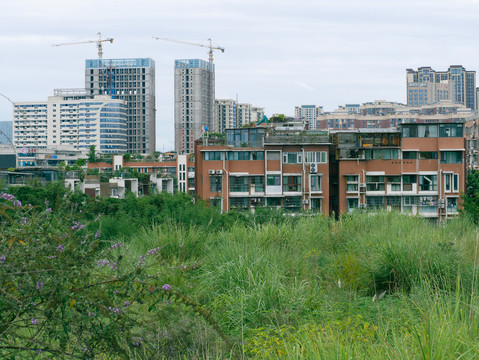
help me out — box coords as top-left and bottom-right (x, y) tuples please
(175, 59), (215, 154)
(13, 89), (127, 158)
(214, 100), (265, 134)
(294, 105), (324, 130)
(317, 100), (474, 131)
(85, 58), (156, 154)
(195, 122), (465, 220)
(406, 66), (477, 110)
(88, 153), (195, 195)
(195, 127), (331, 214)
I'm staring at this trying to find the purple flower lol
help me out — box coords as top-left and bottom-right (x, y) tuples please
(94, 230), (101, 239)
(123, 301), (130, 307)
(31, 318), (38, 325)
(56, 244), (64, 253)
(146, 247), (162, 256)
(132, 337), (143, 347)
(0, 255), (5, 264)
(162, 284), (172, 292)
(45, 208), (52, 213)
(20, 217), (27, 225)
(36, 281), (43, 291)
(48, 255), (56, 259)
(94, 214), (102, 222)
(71, 221), (85, 231)
(13, 200), (21, 207)
(88, 311), (93, 317)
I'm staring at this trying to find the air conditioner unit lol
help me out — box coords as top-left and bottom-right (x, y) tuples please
(303, 199), (310, 204)
(216, 170), (223, 175)
(359, 183), (366, 188)
(358, 154), (365, 160)
(208, 170), (215, 175)
(310, 163), (317, 174)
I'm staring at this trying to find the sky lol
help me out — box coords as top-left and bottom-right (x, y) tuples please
(1, 0), (479, 151)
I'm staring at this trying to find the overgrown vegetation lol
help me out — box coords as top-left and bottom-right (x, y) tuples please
(2, 184), (479, 358)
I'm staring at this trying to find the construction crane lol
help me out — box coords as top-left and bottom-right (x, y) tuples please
(152, 37), (224, 63)
(52, 32), (113, 59)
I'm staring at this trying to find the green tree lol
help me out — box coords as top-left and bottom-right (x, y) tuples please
(88, 145), (96, 163)
(462, 169), (479, 222)
(123, 153), (131, 162)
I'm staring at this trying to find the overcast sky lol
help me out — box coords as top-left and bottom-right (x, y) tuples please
(1, 0), (478, 151)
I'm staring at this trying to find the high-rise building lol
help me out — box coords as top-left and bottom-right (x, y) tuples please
(13, 89), (127, 154)
(215, 99), (236, 133)
(174, 59), (215, 154)
(294, 105), (324, 130)
(406, 66), (477, 110)
(214, 100), (265, 134)
(85, 58), (156, 154)
(0, 121), (13, 145)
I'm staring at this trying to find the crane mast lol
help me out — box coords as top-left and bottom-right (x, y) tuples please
(152, 37), (224, 63)
(52, 32), (114, 59)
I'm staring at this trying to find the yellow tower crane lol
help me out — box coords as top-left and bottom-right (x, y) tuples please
(52, 32), (114, 59)
(152, 37), (224, 63)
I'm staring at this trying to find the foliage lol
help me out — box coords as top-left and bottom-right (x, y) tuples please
(87, 145), (96, 163)
(462, 169), (479, 223)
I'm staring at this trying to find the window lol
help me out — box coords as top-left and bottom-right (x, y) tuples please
(387, 196), (401, 210)
(447, 197), (459, 213)
(310, 175), (322, 192)
(283, 152), (302, 164)
(445, 173), (451, 192)
(403, 175), (417, 191)
(210, 175), (222, 192)
(366, 176), (385, 191)
(283, 176), (302, 192)
(204, 151), (224, 161)
(267, 197), (282, 207)
(311, 198), (322, 211)
(439, 124), (463, 137)
(419, 152), (438, 160)
(418, 125), (438, 137)
(403, 151), (417, 160)
(366, 196), (385, 209)
(419, 175), (437, 191)
(229, 176), (249, 192)
(440, 151), (462, 164)
(251, 176), (265, 192)
(346, 175), (359, 192)
(305, 151), (327, 163)
(402, 125), (417, 138)
(266, 151), (280, 160)
(347, 198), (359, 213)
(387, 176), (401, 191)
(453, 174), (459, 192)
(284, 197), (301, 211)
(267, 175), (280, 186)
(230, 197), (249, 210)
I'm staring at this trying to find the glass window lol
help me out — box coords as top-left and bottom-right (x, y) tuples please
(229, 176), (249, 192)
(418, 125), (438, 137)
(267, 175), (280, 186)
(447, 197), (458, 213)
(402, 125), (417, 138)
(283, 176), (302, 192)
(440, 124), (463, 137)
(347, 198), (359, 213)
(310, 175), (322, 192)
(445, 173), (451, 192)
(283, 152), (302, 164)
(419, 175), (437, 191)
(284, 197), (301, 211)
(419, 152), (438, 160)
(267, 197), (282, 207)
(250, 176), (265, 192)
(366, 196), (385, 209)
(210, 175), (222, 192)
(387, 176), (401, 191)
(266, 151), (280, 160)
(440, 151), (462, 164)
(366, 176), (385, 191)
(453, 174), (459, 192)
(403, 175), (416, 191)
(403, 151), (417, 160)
(346, 175), (359, 192)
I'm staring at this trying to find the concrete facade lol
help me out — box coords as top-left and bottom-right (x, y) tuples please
(85, 58), (156, 154)
(175, 59), (215, 154)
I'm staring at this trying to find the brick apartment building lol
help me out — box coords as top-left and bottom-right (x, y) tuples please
(195, 122), (465, 220)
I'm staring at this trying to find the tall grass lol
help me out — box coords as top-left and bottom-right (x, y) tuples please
(110, 210), (479, 359)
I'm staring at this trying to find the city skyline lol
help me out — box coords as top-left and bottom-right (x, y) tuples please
(1, 0), (479, 151)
